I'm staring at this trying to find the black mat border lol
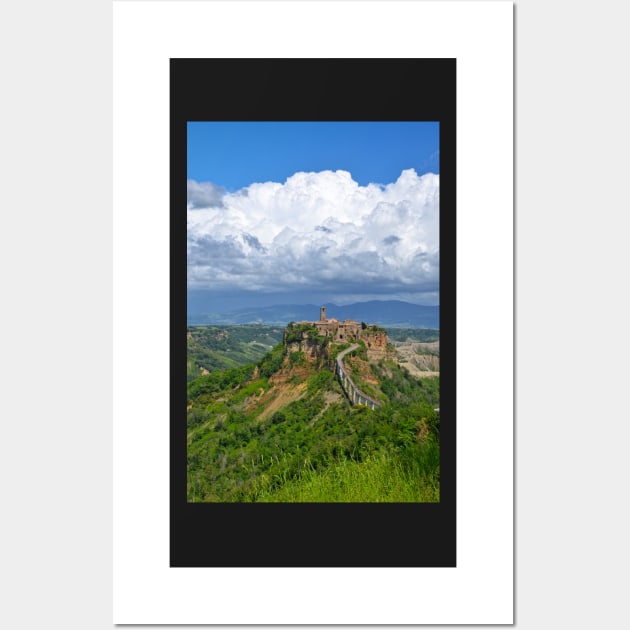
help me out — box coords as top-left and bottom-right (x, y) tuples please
(170, 59), (456, 567)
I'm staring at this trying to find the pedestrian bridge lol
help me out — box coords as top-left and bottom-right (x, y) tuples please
(335, 344), (381, 410)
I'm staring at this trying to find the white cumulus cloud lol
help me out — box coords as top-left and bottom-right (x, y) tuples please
(187, 169), (439, 299)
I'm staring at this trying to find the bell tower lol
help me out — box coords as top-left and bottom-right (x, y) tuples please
(320, 306), (326, 321)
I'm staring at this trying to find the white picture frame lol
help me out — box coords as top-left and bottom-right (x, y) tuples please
(113, 1), (513, 624)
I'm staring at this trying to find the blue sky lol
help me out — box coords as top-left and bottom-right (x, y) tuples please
(188, 122), (439, 190)
(187, 122), (440, 313)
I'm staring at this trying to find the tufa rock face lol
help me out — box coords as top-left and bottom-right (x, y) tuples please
(272, 338), (330, 383)
(364, 331), (388, 360)
(286, 339), (330, 364)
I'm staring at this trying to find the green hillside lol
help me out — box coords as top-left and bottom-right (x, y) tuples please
(187, 332), (440, 502)
(187, 324), (284, 380)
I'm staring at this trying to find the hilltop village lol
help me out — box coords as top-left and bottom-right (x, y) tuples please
(285, 306), (389, 360)
(311, 306), (368, 341)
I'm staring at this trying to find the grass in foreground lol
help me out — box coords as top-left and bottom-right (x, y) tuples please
(252, 446), (439, 502)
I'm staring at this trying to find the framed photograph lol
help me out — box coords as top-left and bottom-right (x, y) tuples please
(171, 59), (456, 568)
(114, 1), (512, 623)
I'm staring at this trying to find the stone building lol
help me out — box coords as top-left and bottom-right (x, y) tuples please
(296, 306), (383, 346)
(288, 307), (389, 361)
(299, 306), (361, 342)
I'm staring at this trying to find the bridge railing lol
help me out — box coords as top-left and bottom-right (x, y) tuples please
(335, 357), (381, 410)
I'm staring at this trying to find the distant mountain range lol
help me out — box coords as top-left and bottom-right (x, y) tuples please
(187, 300), (439, 328)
